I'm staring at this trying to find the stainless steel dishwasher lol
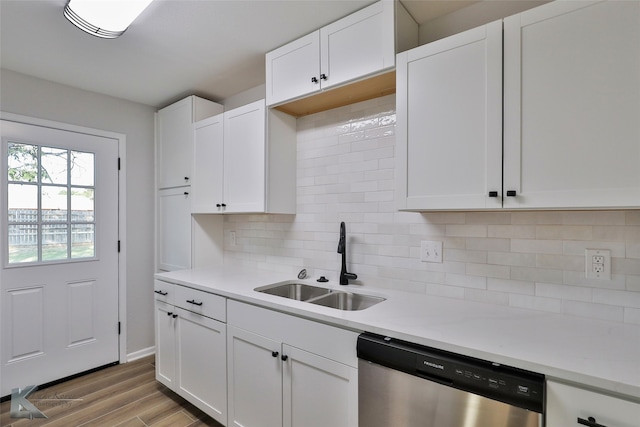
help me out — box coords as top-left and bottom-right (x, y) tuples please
(357, 333), (545, 427)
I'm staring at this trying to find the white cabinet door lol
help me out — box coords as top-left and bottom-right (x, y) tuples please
(175, 307), (227, 426)
(283, 345), (358, 427)
(546, 380), (640, 427)
(227, 325), (283, 427)
(320, 0), (394, 90)
(223, 100), (266, 213)
(266, 32), (321, 106)
(155, 300), (176, 389)
(396, 21), (503, 210)
(157, 187), (191, 271)
(503, 0), (640, 209)
(192, 114), (224, 213)
(157, 97), (194, 189)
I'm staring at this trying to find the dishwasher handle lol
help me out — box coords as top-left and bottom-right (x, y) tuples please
(578, 417), (607, 427)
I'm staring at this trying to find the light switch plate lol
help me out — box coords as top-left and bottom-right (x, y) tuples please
(420, 241), (443, 263)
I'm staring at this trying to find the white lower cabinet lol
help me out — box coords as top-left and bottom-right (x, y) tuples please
(154, 281), (227, 426)
(227, 300), (359, 427)
(546, 380), (640, 427)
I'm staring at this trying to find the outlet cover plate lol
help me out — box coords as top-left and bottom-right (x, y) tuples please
(420, 240), (443, 263)
(585, 249), (611, 280)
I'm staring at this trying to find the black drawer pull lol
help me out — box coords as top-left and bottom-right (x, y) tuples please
(172, 313), (178, 318)
(272, 351), (279, 358)
(506, 190), (517, 197)
(578, 417), (607, 427)
(154, 290), (168, 296)
(167, 312), (173, 317)
(488, 191), (498, 197)
(320, 73), (328, 80)
(281, 354), (289, 361)
(186, 299), (203, 306)
(311, 77), (318, 83)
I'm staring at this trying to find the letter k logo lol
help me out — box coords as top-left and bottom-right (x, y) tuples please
(10, 385), (47, 419)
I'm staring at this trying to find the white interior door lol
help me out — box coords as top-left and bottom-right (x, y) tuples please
(0, 120), (119, 397)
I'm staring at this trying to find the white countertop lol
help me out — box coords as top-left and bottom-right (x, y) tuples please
(155, 266), (640, 400)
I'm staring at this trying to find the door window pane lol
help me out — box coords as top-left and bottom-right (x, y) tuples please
(8, 224), (38, 263)
(72, 224), (95, 258)
(42, 186), (68, 222)
(41, 147), (68, 185)
(8, 184), (38, 220)
(70, 151), (94, 186)
(42, 224), (68, 261)
(71, 188), (94, 222)
(7, 143), (38, 183)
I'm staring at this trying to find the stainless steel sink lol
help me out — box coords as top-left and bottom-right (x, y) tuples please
(255, 281), (385, 311)
(308, 292), (385, 311)
(255, 282), (333, 301)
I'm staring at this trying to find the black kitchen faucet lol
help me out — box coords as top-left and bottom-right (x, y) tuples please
(337, 221), (358, 285)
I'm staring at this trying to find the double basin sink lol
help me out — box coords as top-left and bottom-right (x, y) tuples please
(255, 281), (385, 311)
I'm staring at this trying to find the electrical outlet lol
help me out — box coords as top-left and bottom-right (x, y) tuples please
(420, 240), (443, 263)
(230, 231), (237, 246)
(585, 249), (610, 280)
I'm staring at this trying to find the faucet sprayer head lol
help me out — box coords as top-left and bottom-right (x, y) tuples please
(337, 222), (346, 253)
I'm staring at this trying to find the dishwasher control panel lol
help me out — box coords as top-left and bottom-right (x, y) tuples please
(358, 332), (545, 414)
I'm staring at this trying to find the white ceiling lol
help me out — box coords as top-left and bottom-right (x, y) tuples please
(0, 0), (477, 109)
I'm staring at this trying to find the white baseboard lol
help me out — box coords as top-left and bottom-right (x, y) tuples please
(126, 346), (155, 362)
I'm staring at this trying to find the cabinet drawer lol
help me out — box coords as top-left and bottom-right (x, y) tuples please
(174, 285), (226, 322)
(154, 280), (175, 305)
(546, 380), (640, 427)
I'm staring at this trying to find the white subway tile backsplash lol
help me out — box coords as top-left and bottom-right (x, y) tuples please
(219, 95), (640, 325)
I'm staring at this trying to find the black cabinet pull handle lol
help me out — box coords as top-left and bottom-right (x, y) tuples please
(167, 312), (173, 316)
(311, 77), (318, 83)
(320, 73), (327, 80)
(172, 314), (178, 318)
(186, 299), (203, 306)
(184, 176), (189, 181)
(488, 191), (498, 197)
(221, 203), (226, 207)
(216, 203), (221, 208)
(272, 351), (279, 358)
(281, 355), (289, 361)
(506, 190), (517, 197)
(154, 290), (168, 296)
(578, 417), (607, 427)
(184, 192), (189, 196)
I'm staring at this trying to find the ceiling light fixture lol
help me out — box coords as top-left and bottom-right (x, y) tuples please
(63, 0), (154, 39)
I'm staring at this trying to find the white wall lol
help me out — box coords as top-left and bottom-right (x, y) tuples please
(222, 94), (640, 326)
(0, 69), (156, 355)
(418, 1), (549, 44)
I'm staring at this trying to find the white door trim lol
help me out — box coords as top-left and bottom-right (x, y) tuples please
(0, 111), (127, 364)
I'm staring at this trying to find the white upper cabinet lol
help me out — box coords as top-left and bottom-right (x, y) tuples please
(398, 0), (640, 211)
(156, 95), (223, 189)
(503, 0), (640, 209)
(266, 32), (321, 107)
(192, 113), (224, 213)
(223, 100), (267, 213)
(319, 0), (394, 91)
(266, 0), (416, 107)
(192, 100), (297, 214)
(396, 21), (503, 210)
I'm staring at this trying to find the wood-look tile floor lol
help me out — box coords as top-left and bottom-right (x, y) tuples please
(0, 356), (224, 427)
